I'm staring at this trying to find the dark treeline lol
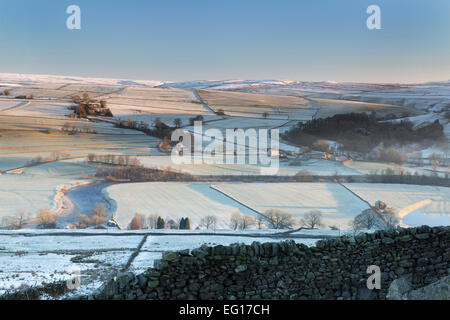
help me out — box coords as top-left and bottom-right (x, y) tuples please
(95, 170), (449, 187)
(283, 112), (445, 153)
(115, 118), (174, 139)
(95, 166), (195, 182)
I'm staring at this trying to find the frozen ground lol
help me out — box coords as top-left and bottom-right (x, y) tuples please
(0, 233), (143, 295)
(0, 230), (326, 297)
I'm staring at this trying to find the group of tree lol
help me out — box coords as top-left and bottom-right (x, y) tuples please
(95, 165), (195, 183)
(116, 117), (175, 140)
(62, 122), (96, 134)
(14, 94), (34, 99)
(87, 154), (141, 167)
(127, 213), (191, 230)
(74, 204), (108, 229)
(367, 169), (450, 187)
(283, 112), (445, 154)
(37, 209), (58, 229)
(0, 211), (29, 230)
(262, 209), (324, 230)
(263, 209), (296, 229)
(69, 93), (113, 118)
(369, 145), (408, 164)
(200, 215), (217, 230)
(230, 212), (260, 230)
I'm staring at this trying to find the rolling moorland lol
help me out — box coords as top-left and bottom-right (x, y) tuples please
(0, 73), (448, 298)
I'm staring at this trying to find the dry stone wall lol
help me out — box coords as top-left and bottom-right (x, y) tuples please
(90, 225), (450, 300)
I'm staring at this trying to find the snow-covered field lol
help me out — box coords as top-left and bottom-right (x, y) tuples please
(343, 161), (436, 176)
(0, 230), (323, 297)
(343, 183), (450, 227)
(106, 182), (258, 229)
(0, 233), (143, 295)
(211, 183), (371, 228)
(197, 88), (314, 120)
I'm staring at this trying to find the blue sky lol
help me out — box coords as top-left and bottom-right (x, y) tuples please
(0, 0), (449, 83)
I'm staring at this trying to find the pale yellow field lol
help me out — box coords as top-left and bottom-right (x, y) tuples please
(197, 89), (314, 119)
(311, 97), (423, 118)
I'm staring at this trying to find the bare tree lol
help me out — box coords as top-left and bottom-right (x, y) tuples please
(256, 215), (265, 230)
(230, 212), (241, 230)
(166, 219), (179, 229)
(200, 215), (217, 230)
(264, 209), (295, 229)
(351, 209), (382, 230)
(90, 203), (107, 227)
(147, 214), (159, 229)
(239, 214), (256, 230)
(300, 210), (324, 229)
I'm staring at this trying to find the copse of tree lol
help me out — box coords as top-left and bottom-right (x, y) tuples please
(300, 210), (324, 229)
(37, 209), (57, 229)
(3, 89), (10, 96)
(95, 166), (195, 183)
(263, 209), (295, 229)
(0, 211), (29, 230)
(75, 204), (108, 229)
(283, 112), (445, 153)
(69, 93), (113, 119)
(116, 117), (174, 140)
